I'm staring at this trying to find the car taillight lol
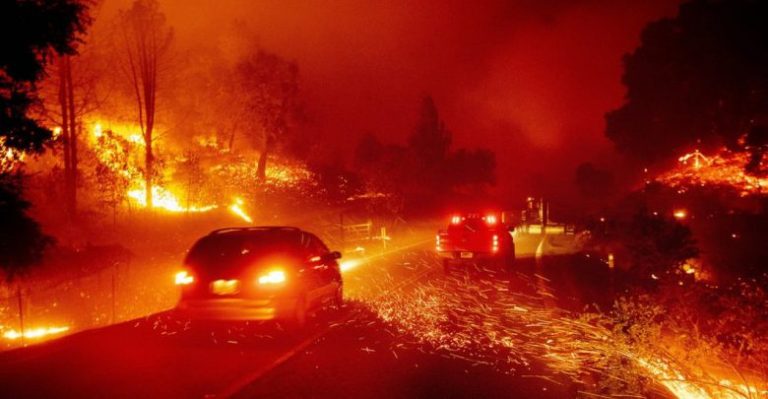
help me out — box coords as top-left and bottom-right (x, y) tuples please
(257, 269), (286, 285)
(175, 270), (194, 285)
(491, 234), (499, 253)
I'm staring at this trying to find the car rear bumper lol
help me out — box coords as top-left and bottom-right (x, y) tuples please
(176, 297), (295, 321)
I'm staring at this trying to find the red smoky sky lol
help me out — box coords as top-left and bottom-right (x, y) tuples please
(96, 0), (682, 203)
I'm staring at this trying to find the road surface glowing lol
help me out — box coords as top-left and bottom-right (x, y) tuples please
(2, 326), (70, 341)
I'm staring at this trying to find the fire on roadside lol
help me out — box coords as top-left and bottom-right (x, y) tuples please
(2, 326), (70, 341)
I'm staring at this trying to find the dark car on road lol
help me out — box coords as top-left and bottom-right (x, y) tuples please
(175, 227), (343, 329)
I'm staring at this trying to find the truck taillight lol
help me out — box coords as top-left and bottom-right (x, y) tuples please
(484, 214), (498, 225)
(451, 215), (462, 224)
(436, 234), (442, 251)
(491, 234), (499, 253)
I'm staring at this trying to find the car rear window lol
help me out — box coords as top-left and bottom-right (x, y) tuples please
(185, 231), (302, 270)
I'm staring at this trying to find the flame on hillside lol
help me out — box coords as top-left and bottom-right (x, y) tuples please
(657, 148), (768, 196)
(89, 122), (218, 213)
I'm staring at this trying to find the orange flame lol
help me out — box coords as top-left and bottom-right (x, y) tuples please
(657, 148), (767, 196)
(2, 326), (70, 341)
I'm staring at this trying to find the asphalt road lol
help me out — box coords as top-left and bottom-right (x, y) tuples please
(0, 234), (625, 399)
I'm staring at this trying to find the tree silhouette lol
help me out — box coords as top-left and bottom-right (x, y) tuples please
(0, 0), (89, 279)
(409, 96), (451, 169)
(0, 0), (89, 154)
(606, 0), (768, 163)
(355, 96), (496, 213)
(117, 0), (173, 209)
(237, 49), (301, 181)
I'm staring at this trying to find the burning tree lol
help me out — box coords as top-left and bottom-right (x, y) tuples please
(116, 0), (173, 210)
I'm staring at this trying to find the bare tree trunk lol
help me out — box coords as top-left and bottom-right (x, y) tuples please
(142, 36), (157, 210)
(144, 141), (153, 207)
(58, 57), (70, 201)
(256, 135), (271, 181)
(58, 56), (77, 221)
(118, 1), (171, 210)
(66, 56), (78, 220)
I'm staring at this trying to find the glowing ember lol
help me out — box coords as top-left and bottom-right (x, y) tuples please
(228, 197), (253, 223)
(360, 253), (767, 399)
(657, 148), (768, 196)
(673, 209), (688, 220)
(2, 326), (70, 341)
(637, 356), (766, 399)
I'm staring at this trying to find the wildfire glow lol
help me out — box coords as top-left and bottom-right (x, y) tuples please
(658, 148), (768, 196)
(88, 121), (218, 213)
(637, 356), (766, 399)
(2, 326), (70, 341)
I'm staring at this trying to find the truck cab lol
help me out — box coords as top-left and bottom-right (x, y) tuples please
(436, 212), (515, 270)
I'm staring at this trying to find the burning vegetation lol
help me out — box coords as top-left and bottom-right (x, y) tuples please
(2, 1), (768, 399)
(657, 148), (768, 197)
